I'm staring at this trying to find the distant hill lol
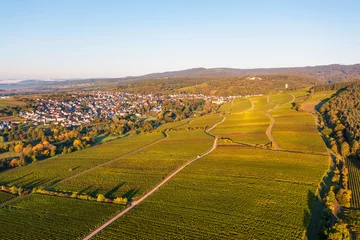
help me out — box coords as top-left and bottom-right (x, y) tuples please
(3, 63), (360, 92)
(134, 64), (360, 82)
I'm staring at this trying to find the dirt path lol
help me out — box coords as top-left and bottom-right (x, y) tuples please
(82, 117), (226, 240)
(247, 98), (255, 111)
(265, 108), (280, 150)
(265, 93), (295, 150)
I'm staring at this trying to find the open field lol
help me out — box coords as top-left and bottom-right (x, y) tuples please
(0, 194), (123, 240)
(212, 96), (273, 145)
(52, 130), (213, 200)
(94, 146), (328, 240)
(0, 98), (25, 109)
(0, 132), (164, 189)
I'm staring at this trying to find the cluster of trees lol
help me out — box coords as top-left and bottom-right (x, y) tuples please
(313, 80), (360, 92)
(33, 188), (127, 205)
(319, 83), (360, 159)
(158, 99), (217, 124)
(321, 157), (351, 239)
(0, 185), (30, 196)
(117, 75), (318, 96)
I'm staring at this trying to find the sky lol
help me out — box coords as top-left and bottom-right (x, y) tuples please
(0, 0), (359, 80)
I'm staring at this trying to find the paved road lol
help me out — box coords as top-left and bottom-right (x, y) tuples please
(82, 117), (226, 240)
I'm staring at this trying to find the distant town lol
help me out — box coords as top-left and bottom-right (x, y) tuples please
(16, 91), (242, 127)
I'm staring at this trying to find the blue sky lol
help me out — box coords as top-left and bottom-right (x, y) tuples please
(0, 0), (359, 80)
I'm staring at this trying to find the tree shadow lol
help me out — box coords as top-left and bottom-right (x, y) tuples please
(78, 185), (94, 195)
(105, 182), (126, 198)
(88, 188), (100, 197)
(122, 188), (140, 200)
(0, 172), (34, 186)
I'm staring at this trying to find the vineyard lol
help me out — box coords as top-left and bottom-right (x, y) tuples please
(0, 191), (15, 203)
(182, 114), (223, 129)
(271, 91), (327, 153)
(346, 158), (360, 208)
(0, 90), (331, 240)
(94, 146), (329, 239)
(52, 130), (213, 200)
(0, 194), (123, 239)
(0, 132), (164, 189)
(212, 96), (272, 145)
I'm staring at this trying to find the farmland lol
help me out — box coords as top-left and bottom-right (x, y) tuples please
(270, 91), (327, 153)
(347, 158), (360, 208)
(212, 96), (273, 145)
(301, 91), (334, 112)
(0, 194), (123, 239)
(181, 114), (223, 129)
(0, 191), (15, 203)
(52, 130), (213, 200)
(0, 132), (164, 189)
(0, 90), (331, 240)
(94, 146), (329, 239)
(0, 98), (25, 109)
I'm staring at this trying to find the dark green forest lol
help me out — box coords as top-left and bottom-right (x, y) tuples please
(319, 82), (360, 158)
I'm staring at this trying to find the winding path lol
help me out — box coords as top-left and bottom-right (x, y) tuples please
(265, 92), (295, 150)
(265, 108), (280, 150)
(82, 117), (226, 240)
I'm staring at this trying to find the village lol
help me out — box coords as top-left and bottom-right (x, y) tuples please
(18, 91), (237, 127)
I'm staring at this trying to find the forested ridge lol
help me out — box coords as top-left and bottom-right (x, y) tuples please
(319, 82), (360, 158)
(115, 74), (319, 96)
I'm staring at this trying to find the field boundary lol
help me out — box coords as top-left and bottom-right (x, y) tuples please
(82, 117), (225, 240)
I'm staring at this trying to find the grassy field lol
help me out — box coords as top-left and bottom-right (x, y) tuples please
(52, 130), (213, 200)
(0, 98), (25, 109)
(212, 96), (273, 145)
(94, 146), (328, 240)
(0, 132), (164, 189)
(0, 194), (123, 239)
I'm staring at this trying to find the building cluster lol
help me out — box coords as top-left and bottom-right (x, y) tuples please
(19, 91), (232, 127)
